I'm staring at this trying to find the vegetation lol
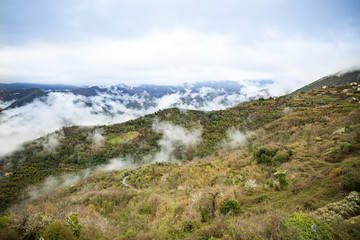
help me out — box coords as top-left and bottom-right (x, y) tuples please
(0, 82), (360, 239)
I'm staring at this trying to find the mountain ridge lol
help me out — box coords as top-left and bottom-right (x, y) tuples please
(293, 69), (360, 94)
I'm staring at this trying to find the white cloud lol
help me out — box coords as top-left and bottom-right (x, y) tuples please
(222, 128), (251, 150)
(150, 120), (202, 162)
(41, 131), (64, 153)
(1, 28), (358, 87)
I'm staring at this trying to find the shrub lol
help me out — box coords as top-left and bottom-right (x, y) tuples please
(220, 199), (241, 215)
(341, 172), (360, 191)
(329, 168), (344, 178)
(282, 211), (334, 240)
(276, 172), (288, 190)
(182, 219), (200, 233)
(42, 221), (75, 240)
(138, 205), (152, 215)
(273, 150), (292, 164)
(254, 147), (278, 165)
(339, 142), (353, 153)
(66, 213), (83, 238)
(199, 207), (212, 223)
(78, 225), (104, 240)
(331, 217), (360, 240)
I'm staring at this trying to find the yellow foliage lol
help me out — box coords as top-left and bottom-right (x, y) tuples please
(329, 168), (344, 178)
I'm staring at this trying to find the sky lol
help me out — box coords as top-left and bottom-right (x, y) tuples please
(0, 0), (359, 88)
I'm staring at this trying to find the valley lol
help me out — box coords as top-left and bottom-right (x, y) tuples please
(0, 76), (359, 239)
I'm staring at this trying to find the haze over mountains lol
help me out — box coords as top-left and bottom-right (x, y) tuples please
(0, 80), (275, 157)
(0, 68), (359, 239)
(1, 69), (360, 158)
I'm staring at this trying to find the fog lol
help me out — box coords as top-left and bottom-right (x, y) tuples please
(41, 131), (64, 153)
(222, 128), (250, 150)
(150, 120), (202, 162)
(26, 121), (201, 198)
(0, 83), (278, 158)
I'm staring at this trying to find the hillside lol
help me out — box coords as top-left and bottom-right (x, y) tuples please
(0, 83), (360, 239)
(0, 88), (47, 111)
(293, 70), (360, 94)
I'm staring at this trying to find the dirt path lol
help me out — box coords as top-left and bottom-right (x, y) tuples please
(122, 175), (139, 191)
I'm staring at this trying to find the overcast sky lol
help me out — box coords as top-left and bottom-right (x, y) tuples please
(0, 0), (359, 87)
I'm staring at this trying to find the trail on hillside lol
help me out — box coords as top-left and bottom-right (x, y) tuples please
(122, 175), (139, 191)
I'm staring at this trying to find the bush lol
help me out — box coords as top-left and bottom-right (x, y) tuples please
(79, 225), (104, 240)
(254, 147), (278, 165)
(341, 172), (360, 191)
(182, 219), (200, 233)
(138, 205), (152, 215)
(276, 173), (288, 190)
(329, 168), (344, 178)
(273, 150), (292, 164)
(220, 199), (241, 215)
(42, 221), (75, 240)
(282, 211), (334, 240)
(66, 213), (83, 238)
(199, 207), (212, 223)
(331, 218), (360, 240)
(339, 142), (353, 153)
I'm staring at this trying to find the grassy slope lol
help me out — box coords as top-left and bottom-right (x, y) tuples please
(292, 70), (360, 94)
(0, 84), (360, 239)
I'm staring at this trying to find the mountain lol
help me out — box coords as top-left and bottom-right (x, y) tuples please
(0, 83), (79, 91)
(0, 80), (256, 110)
(293, 69), (360, 94)
(0, 88), (47, 111)
(0, 81), (359, 239)
(0, 80), (274, 159)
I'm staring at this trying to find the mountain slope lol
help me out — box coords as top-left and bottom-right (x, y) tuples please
(0, 88), (47, 111)
(293, 69), (360, 94)
(0, 83), (359, 239)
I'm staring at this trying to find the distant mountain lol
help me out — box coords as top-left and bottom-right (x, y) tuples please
(0, 81), (264, 111)
(293, 69), (360, 94)
(1, 81), (359, 239)
(0, 83), (79, 91)
(0, 88), (47, 111)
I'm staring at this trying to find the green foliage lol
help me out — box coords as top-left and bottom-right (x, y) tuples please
(341, 172), (360, 191)
(108, 131), (140, 144)
(199, 207), (212, 223)
(66, 213), (83, 238)
(42, 221), (75, 240)
(331, 218), (360, 240)
(276, 173), (288, 190)
(282, 211), (334, 240)
(339, 142), (353, 153)
(220, 199), (241, 215)
(138, 205), (152, 215)
(254, 147), (278, 165)
(182, 219), (200, 233)
(273, 150), (292, 164)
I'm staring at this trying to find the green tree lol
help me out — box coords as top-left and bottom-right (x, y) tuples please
(42, 221), (75, 240)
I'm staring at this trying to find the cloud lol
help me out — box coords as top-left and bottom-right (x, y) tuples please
(27, 156), (134, 199)
(88, 129), (105, 148)
(1, 28), (358, 88)
(27, 169), (92, 199)
(41, 131), (64, 153)
(283, 107), (292, 116)
(0, 83), (276, 157)
(96, 158), (135, 172)
(25, 120), (200, 199)
(222, 128), (250, 150)
(150, 120), (202, 162)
